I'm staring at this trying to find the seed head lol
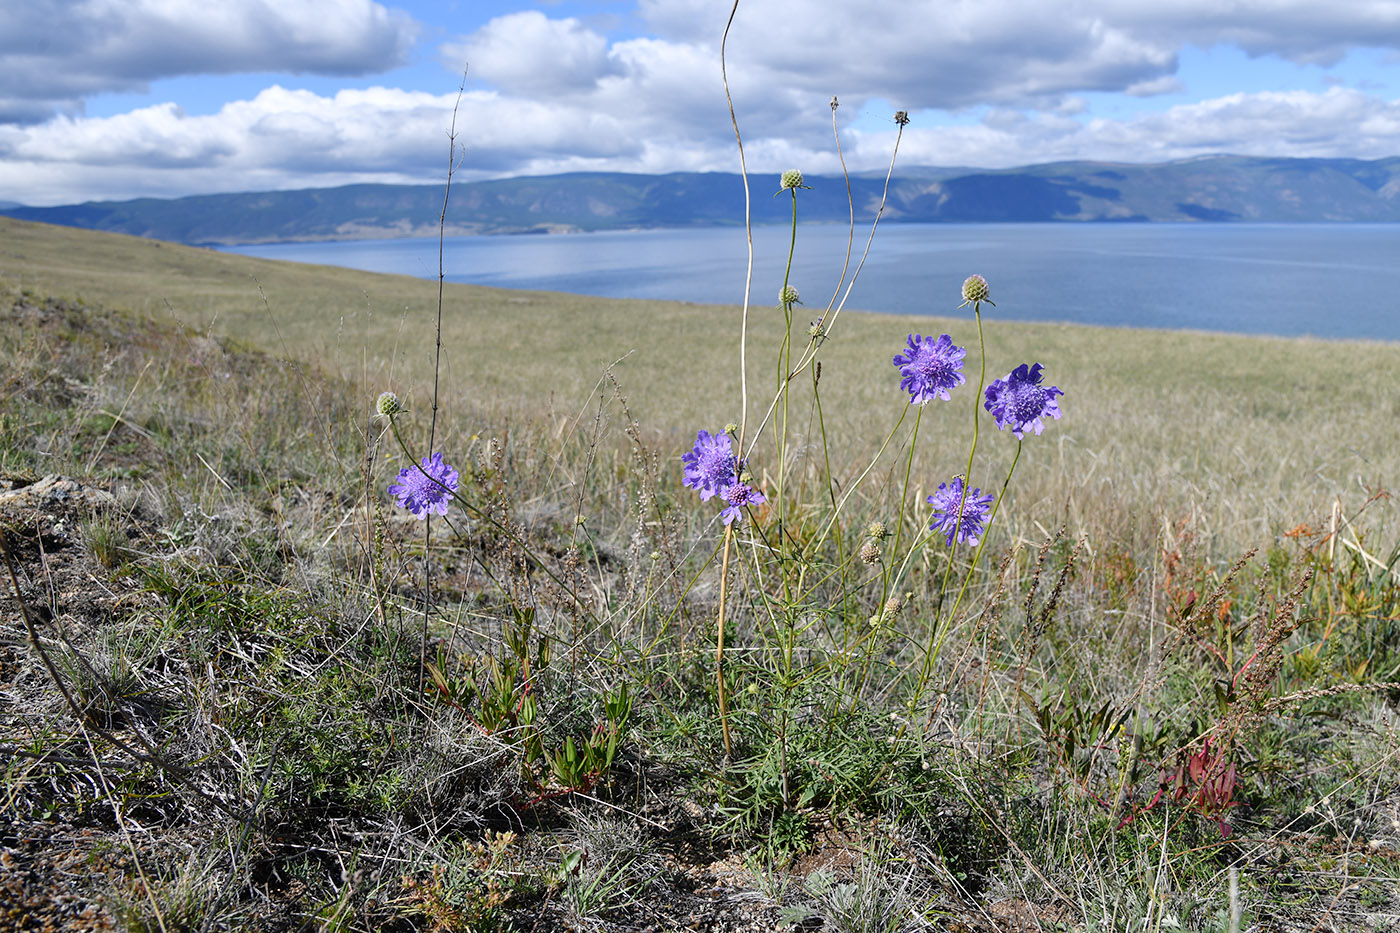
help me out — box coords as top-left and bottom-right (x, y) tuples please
(780, 169), (804, 190)
(866, 520), (889, 540)
(883, 595), (904, 619)
(780, 284), (801, 306)
(961, 274), (990, 306)
(375, 391), (405, 418)
(860, 539), (881, 564)
(894, 110), (910, 126)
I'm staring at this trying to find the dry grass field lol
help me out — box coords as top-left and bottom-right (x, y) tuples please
(2, 215), (1398, 931)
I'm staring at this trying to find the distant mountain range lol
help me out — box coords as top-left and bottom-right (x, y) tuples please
(5, 155), (1399, 245)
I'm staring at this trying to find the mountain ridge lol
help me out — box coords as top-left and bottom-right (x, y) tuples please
(5, 155), (1399, 245)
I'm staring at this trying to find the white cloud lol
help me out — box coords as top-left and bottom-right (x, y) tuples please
(3, 79), (1397, 207)
(4, 3), (1400, 203)
(641, 0), (1400, 78)
(0, 0), (417, 124)
(858, 87), (1400, 168)
(1125, 76), (1185, 97)
(442, 11), (623, 96)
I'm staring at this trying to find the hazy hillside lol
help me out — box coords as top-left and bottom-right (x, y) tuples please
(4, 155), (1400, 244)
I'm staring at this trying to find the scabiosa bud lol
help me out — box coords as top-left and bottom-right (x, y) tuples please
(375, 391), (404, 418)
(780, 284), (801, 305)
(882, 595), (904, 620)
(961, 274), (991, 306)
(860, 539), (881, 564)
(720, 481), (766, 525)
(723, 422), (739, 436)
(865, 520), (889, 540)
(780, 169), (804, 190)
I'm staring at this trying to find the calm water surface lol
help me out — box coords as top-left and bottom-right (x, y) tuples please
(223, 223), (1400, 342)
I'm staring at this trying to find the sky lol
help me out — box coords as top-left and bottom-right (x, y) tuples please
(1, 0), (1398, 206)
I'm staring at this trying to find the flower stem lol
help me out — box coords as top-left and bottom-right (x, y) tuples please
(886, 405), (925, 604)
(918, 438), (1022, 719)
(914, 305), (986, 698)
(715, 525), (735, 760)
(718, 0), (749, 767)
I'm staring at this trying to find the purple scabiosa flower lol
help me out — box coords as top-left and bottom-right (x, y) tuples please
(927, 477), (994, 546)
(720, 481), (766, 525)
(984, 363), (1064, 438)
(388, 452), (459, 519)
(681, 429), (738, 501)
(893, 334), (966, 405)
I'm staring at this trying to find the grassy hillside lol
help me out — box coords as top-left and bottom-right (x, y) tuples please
(2, 216), (1398, 931)
(4, 216), (1396, 554)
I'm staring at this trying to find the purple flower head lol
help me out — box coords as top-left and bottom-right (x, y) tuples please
(984, 363), (1064, 439)
(927, 477), (994, 547)
(682, 429), (739, 501)
(388, 452), (459, 519)
(893, 334), (966, 405)
(720, 481), (767, 525)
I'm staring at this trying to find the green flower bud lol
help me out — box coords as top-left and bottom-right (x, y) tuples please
(375, 391), (405, 418)
(961, 274), (990, 306)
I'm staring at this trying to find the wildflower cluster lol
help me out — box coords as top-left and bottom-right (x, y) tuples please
(885, 275), (1063, 548)
(670, 274), (1064, 550)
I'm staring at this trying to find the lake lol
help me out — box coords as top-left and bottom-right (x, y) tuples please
(223, 223), (1400, 342)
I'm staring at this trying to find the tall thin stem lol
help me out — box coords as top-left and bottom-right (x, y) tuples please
(419, 70), (468, 694)
(715, 0), (748, 761)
